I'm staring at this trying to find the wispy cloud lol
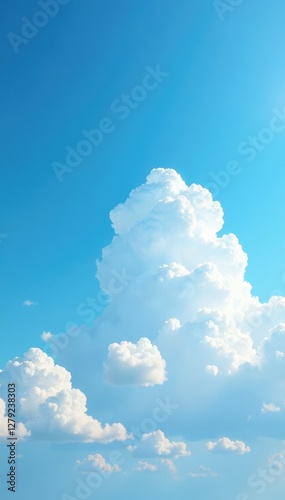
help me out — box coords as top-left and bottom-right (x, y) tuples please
(261, 402), (281, 413)
(161, 458), (177, 475)
(76, 454), (121, 473)
(188, 466), (218, 478)
(134, 461), (158, 472)
(22, 300), (37, 307)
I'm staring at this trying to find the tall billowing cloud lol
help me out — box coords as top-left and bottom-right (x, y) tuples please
(37, 168), (285, 452)
(95, 167), (256, 373)
(72, 167), (285, 444)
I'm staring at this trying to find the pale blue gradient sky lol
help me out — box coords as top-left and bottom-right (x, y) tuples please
(0, 1), (285, 499)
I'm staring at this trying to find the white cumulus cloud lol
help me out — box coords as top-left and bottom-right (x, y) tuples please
(205, 364), (219, 376)
(207, 437), (251, 455)
(0, 348), (129, 443)
(47, 168), (285, 444)
(128, 430), (190, 458)
(0, 398), (30, 441)
(104, 337), (167, 386)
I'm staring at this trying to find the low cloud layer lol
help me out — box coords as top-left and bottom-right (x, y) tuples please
(0, 348), (129, 443)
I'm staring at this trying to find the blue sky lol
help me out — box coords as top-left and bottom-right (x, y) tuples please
(1, 1), (285, 499)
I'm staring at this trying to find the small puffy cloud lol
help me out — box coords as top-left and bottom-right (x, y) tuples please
(104, 337), (167, 386)
(207, 437), (251, 455)
(161, 318), (181, 334)
(134, 461), (158, 472)
(76, 454), (121, 473)
(188, 465), (218, 478)
(261, 403), (281, 413)
(128, 430), (190, 458)
(205, 364), (219, 376)
(23, 300), (37, 307)
(0, 348), (129, 443)
(41, 331), (53, 341)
